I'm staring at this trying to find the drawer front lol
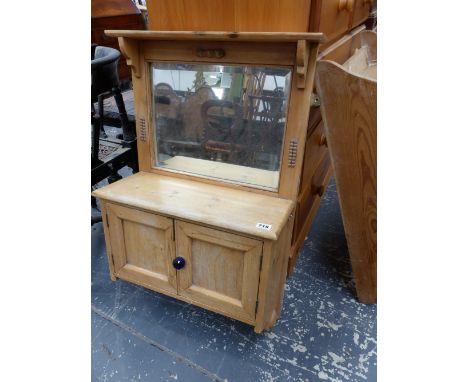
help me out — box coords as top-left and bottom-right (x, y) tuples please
(106, 203), (177, 294)
(307, 100), (322, 134)
(350, 0), (372, 29)
(296, 152), (331, 234)
(300, 121), (328, 191)
(310, 0), (353, 43)
(142, 40), (297, 67)
(176, 221), (262, 324)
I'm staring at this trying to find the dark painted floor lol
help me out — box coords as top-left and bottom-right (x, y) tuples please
(91, 166), (377, 382)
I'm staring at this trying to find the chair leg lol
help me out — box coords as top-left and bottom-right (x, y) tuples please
(98, 94), (108, 138)
(91, 99), (102, 163)
(113, 87), (134, 142)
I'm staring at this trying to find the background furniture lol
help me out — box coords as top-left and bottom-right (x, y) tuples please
(91, 45), (138, 204)
(143, 0), (375, 293)
(92, 0), (146, 81)
(316, 30), (377, 303)
(146, 0), (373, 49)
(93, 31), (325, 331)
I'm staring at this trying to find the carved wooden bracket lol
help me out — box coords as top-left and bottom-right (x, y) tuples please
(295, 40), (310, 89)
(117, 37), (141, 78)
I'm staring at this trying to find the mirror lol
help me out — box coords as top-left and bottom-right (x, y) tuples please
(151, 62), (292, 190)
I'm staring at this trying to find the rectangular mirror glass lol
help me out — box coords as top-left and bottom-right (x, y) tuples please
(151, 62), (292, 191)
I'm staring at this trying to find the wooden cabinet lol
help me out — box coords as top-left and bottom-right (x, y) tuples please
(93, 31), (329, 331)
(103, 201), (265, 324)
(91, 0), (145, 81)
(104, 203), (177, 294)
(95, 172), (295, 332)
(176, 222), (262, 323)
(147, 0), (312, 32)
(350, 0), (374, 29)
(309, 0), (352, 43)
(146, 0), (373, 48)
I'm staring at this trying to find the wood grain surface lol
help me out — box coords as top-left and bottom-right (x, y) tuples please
(92, 172), (294, 241)
(105, 30), (325, 43)
(316, 32), (376, 303)
(146, 0), (312, 32)
(176, 221), (262, 324)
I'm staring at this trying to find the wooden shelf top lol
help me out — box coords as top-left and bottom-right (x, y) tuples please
(92, 172), (294, 241)
(104, 30), (326, 43)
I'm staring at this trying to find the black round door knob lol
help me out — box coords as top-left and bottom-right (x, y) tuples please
(172, 257), (186, 270)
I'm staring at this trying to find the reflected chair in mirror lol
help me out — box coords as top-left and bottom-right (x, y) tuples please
(200, 99), (248, 164)
(154, 83), (182, 149)
(155, 84), (216, 157)
(243, 89), (285, 169)
(154, 83), (180, 120)
(180, 86), (217, 143)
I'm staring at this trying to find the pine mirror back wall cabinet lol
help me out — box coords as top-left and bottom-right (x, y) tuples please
(92, 31), (329, 332)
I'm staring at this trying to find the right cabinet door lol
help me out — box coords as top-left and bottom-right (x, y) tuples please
(175, 221), (263, 324)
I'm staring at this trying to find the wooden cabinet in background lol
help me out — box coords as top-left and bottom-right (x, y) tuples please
(91, 0), (145, 80)
(350, 0), (374, 29)
(146, 0), (373, 48)
(146, 0), (311, 32)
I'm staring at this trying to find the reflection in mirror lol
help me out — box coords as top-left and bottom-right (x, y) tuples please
(151, 63), (292, 190)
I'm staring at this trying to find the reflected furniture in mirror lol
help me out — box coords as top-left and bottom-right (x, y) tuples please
(92, 31), (329, 332)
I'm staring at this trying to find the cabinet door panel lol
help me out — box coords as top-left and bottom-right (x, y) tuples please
(106, 203), (177, 294)
(310, 0), (351, 43)
(176, 221), (262, 324)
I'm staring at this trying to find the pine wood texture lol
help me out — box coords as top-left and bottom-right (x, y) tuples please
(278, 42), (320, 200)
(315, 30), (377, 303)
(97, 199), (293, 330)
(107, 30), (329, 292)
(141, 39), (297, 66)
(350, 0), (373, 29)
(145, 0), (371, 45)
(105, 203), (177, 294)
(146, 0), (312, 32)
(176, 221), (262, 324)
(106, 30), (326, 43)
(290, 145), (333, 274)
(161, 156), (279, 191)
(255, 214), (294, 332)
(318, 24), (366, 63)
(111, 31), (323, 201)
(91, 29), (350, 330)
(309, 0), (352, 43)
(92, 172), (294, 241)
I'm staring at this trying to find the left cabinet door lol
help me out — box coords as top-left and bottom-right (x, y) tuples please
(105, 203), (178, 295)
